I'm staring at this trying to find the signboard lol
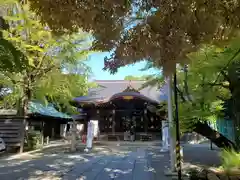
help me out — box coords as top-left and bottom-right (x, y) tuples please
(90, 120), (99, 137)
(122, 96), (133, 100)
(86, 121), (94, 149)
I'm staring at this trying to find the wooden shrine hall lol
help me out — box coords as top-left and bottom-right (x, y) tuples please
(71, 80), (167, 141)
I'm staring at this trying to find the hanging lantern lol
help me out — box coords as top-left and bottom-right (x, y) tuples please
(112, 109), (115, 115)
(97, 110), (100, 114)
(144, 109), (147, 114)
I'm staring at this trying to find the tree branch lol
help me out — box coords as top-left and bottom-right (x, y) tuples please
(183, 65), (192, 101)
(32, 65), (56, 80)
(220, 70), (230, 82)
(176, 86), (187, 102)
(204, 82), (229, 89)
(213, 48), (240, 85)
(216, 95), (227, 101)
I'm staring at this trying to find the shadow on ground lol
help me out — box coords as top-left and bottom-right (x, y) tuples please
(183, 143), (221, 167)
(0, 143), (172, 180)
(0, 145), (113, 180)
(0, 141), (222, 180)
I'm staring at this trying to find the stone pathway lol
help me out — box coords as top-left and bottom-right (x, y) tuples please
(0, 143), (171, 180)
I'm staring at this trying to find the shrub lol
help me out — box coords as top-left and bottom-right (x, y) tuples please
(221, 149), (240, 173)
(24, 131), (42, 151)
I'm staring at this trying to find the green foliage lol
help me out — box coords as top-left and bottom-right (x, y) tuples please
(28, 0), (240, 74)
(175, 42), (240, 132)
(221, 149), (240, 172)
(34, 71), (89, 114)
(0, 38), (27, 72)
(136, 62), (165, 90)
(0, 1), (92, 115)
(24, 130), (42, 150)
(142, 40), (240, 133)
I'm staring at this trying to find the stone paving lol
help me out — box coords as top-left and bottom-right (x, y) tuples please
(0, 141), (221, 180)
(0, 142), (171, 180)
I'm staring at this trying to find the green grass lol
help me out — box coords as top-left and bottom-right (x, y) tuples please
(220, 149), (240, 173)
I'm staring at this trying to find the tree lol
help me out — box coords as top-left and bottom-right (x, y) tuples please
(141, 42), (239, 149)
(176, 45), (236, 149)
(0, 1), (92, 116)
(28, 0), (240, 74)
(33, 71), (90, 114)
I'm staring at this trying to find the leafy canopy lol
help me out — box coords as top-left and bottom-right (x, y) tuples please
(28, 0), (240, 74)
(141, 40), (240, 132)
(0, 1), (93, 114)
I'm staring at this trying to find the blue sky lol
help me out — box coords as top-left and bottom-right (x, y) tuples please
(86, 52), (158, 80)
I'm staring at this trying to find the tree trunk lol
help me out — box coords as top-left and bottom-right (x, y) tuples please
(228, 61), (240, 147)
(193, 121), (237, 150)
(18, 76), (32, 153)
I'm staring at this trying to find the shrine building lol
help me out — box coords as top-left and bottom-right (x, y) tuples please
(71, 80), (168, 140)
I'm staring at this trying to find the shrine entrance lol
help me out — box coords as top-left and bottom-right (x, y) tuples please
(72, 84), (166, 141)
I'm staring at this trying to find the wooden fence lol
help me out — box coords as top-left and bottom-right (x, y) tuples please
(0, 115), (25, 152)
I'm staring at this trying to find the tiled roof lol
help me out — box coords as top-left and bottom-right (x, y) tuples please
(73, 80), (168, 103)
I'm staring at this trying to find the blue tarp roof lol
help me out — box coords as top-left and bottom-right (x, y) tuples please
(0, 102), (71, 119)
(28, 102), (71, 119)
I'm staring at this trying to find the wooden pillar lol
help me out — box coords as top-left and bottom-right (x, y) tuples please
(112, 109), (116, 135)
(41, 121), (44, 145)
(96, 109), (100, 140)
(144, 109), (148, 133)
(51, 126), (54, 139)
(141, 116), (144, 132)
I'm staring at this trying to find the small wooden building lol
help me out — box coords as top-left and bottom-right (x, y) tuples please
(72, 80), (167, 140)
(0, 102), (72, 152)
(27, 101), (72, 140)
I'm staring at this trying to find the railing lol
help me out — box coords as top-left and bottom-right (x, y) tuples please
(209, 119), (235, 142)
